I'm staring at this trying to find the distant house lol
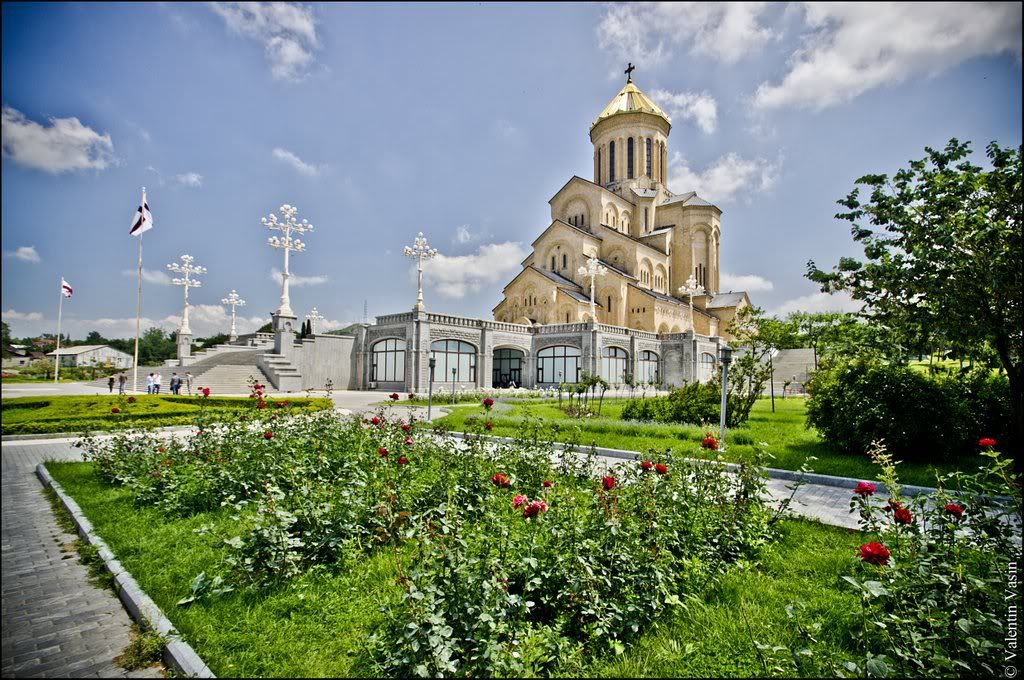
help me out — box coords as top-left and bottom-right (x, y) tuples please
(2, 346), (33, 368)
(47, 345), (134, 369)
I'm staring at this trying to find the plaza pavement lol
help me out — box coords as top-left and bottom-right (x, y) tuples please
(1, 399), (864, 677)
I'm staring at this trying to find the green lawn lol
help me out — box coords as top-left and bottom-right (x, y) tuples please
(1, 394), (333, 435)
(428, 397), (981, 487)
(48, 461), (864, 678)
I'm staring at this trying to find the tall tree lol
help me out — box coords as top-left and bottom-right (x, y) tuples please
(1, 321), (11, 358)
(808, 140), (1023, 463)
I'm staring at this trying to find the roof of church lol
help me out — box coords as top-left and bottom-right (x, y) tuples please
(558, 288), (595, 305)
(598, 258), (636, 280)
(591, 80), (671, 130)
(661, 191), (718, 209)
(631, 187), (658, 199)
(531, 218), (602, 247)
(705, 291), (748, 309)
(628, 284), (719, 319)
(531, 266), (581, 289)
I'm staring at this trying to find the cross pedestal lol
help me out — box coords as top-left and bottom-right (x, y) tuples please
(272, 311), (298, 357)
(176, 331), (193, 363)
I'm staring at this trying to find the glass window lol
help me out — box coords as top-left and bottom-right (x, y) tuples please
(600, 346), (629, 384)
(537, 345), (581, 384)
(701, 353), (716, 369)
(431, 339), (477, 382)
(609, 141), (616, 182)
(493, 348), (524, 387)
(638, 350), (660, 384)
(371, 338), (405, 382)
(627, 137), (634, 179)
(646, 138), (652, 177)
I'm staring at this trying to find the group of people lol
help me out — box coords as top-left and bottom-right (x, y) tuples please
(106, 371), (193, 395)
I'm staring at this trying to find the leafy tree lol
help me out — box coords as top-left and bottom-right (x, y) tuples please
(84, 330), (107, 344)
(808, 139), (1022, 462)
(1, 321), (10, 358)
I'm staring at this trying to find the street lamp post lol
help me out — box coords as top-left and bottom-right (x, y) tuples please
(167, 254), (206, 361)
(718, 344), (733, 452)
(263, 204), (313, 318)
(403, 232), (439, 312)
(678, 274), (705, 384)
(221, 289), (246, 342)
(305, 306), (324, 335)
(427, 357), (436, 420)
(450, 366), (457, 404)
(577, 256), (609, 323)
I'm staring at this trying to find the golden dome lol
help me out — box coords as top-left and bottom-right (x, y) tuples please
(591, 80), (672, 130)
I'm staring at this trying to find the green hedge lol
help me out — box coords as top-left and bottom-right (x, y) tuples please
(805, 358), (1011, 461)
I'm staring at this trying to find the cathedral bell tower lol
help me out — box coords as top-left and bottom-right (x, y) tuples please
(590, 64), (672, 196)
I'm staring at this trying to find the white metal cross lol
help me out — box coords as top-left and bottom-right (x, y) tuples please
(577, 255), (608, 322)
(221, 289), (246, 341)
(263, 204), (313, 317)
(167, 254), (206, 335)
(306, 306), (325, 334)
(403, 232), (438, 311)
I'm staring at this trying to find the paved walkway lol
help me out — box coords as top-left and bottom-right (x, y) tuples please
(1, 439), (162, 678)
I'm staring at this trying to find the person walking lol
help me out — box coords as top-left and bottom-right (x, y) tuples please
(108, 376), (115, 393)
(170, 373), (180, 395)
(185, 372), (193, 395)
(146, 373), (154, 395)
(153, 372), (162, 394)
(118, 373), (127, 395)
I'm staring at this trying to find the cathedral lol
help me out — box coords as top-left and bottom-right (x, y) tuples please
(493, 71), (749, 339)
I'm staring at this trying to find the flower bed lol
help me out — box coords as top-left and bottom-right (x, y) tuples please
(79, 404), (776, 676)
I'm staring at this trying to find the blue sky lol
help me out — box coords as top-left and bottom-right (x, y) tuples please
(2, 2), (1021, 340)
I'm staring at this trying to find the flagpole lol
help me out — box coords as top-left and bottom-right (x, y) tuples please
(54, 278), (64, 383)
(132, 231), (143, 394)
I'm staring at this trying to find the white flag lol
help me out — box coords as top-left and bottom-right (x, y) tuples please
(61, 278), (73, 298)
(129, 188), (153, 236)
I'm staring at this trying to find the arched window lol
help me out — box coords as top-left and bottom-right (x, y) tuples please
(597, 147), (602, 184)
(638, 350), (660, 384)
(537, 345), (581, 384)
(600, 346), (629, 384)
(646, 138), (652, 177)
(371, 338), (405, 383)
(609, 141), (616, 182)
(607, 295), (612, 316)
(492, 348), (524, 388)
(627, 137), (634, 179)
(562, 254), (567, 269)
(431, 340), (477, 383)
(701, 352), (716, 371)
(551, 255), (556, 270)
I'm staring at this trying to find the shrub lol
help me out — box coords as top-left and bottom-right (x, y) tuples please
(806, 357), (1012, 461)
(620, 380), (751, 428)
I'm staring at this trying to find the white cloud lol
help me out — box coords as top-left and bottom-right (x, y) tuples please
(649, 89), (718, 133)
(4, 245), (41, 263)
(270, 268), (328, 287)
(272, 147), (323, 176)
(770, 290), (862, 317)
(668, 151), (781, 203)
(597, 2), (774, 67)
(1, 106), (115, 173)
(421, 242), (530, 299)
(209, 2), (320, 81)
(173, 172), (203, 188)
(120, 268), (172, 285)
(721, 272), (773, 292)
(453, 225), (478, 245)
(2, 309), (44, 322)
(755, 2), (1023, 110)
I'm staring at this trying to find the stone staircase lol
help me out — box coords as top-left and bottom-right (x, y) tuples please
(762, 348), (816, 396)
(257, 352), (303, 392)
(89, 348), (274, 395)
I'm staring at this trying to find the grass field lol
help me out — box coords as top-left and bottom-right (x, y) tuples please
(426, 397), (982, 487)
(1, 394), (333, 435)
(48, 461), (863, 678)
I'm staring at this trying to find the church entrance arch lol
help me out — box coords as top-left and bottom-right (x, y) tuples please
(492, 348), (525, 388)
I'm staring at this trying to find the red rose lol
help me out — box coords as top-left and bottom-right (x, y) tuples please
(401, 423), (412, 432)
(378, 447), (388, 457)
(404, 437), (414, 447)
(854, 481), (876, 497)
(858, 541), (890, 566)
(491, 472), (511, 488)
(257, 400), (267, 410)
(484, 421), (493, 431)
(655, 463), (668, 475)
(264, 431), (273, 440)
(202, 387), (211, 397)
(522, 499), (548, 519)
(602, 476), (615, 491)
(512, 494), (528, 509)
(371, 416), (381, 426)
(397, 456), (408, 466)
(944, 502), (965, 519)
(408, 393), (416, 400)
(275, 400), (288, 408)
(127, 396), (136, 403)
(542, 480), (553, 488)
(893, 506), (913, 525)
(482, 398), (495, 410)
(701, 434), (718, 450)
(158, 447), (165, 453)
(978, 437), (997, 448)
(111, 407), (120, 413)
(389, 393), (400, 401)
(640, 460), (654, 471)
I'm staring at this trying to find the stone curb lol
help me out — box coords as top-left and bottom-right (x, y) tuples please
(445, 431), (949, 498)
(35, 463), (216, 679)
(3, 424), (195, 442)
